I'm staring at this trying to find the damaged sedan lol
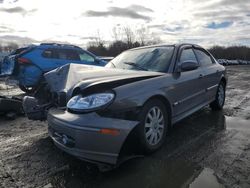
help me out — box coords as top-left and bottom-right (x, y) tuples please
(23, 43), (227, 166)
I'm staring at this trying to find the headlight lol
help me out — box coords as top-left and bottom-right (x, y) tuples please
(67, 92), (115, 112)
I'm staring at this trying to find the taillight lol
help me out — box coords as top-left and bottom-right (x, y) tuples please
(17, 57), (32, 64)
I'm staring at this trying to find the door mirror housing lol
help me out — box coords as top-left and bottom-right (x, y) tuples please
(94, 57), (101, 64)
(94, 58), (107, 66)
(179, 60), (199, 72)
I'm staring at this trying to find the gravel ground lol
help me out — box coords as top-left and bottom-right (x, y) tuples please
(0, 65), (250, 188)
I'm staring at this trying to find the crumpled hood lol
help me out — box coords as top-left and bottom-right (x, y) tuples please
(44, 63), (164, 97)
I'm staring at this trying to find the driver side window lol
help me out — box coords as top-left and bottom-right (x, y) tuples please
(180, 48), (197, 63)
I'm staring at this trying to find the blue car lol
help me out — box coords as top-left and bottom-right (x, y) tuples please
(0, 43), (106, 93)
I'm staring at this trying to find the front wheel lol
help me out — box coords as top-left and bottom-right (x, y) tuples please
(137, 99), (168, 153)
(210, 82), (226, 110)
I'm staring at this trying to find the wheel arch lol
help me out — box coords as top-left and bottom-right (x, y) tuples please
(143, 94), (172, 127)
(118, 94), (172, 158)
(220, 76), (227, 86)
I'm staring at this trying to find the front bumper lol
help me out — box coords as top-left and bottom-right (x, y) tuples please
(47, 108), (138, 164)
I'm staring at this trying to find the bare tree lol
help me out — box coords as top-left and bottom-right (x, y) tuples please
(111, 26), (122, 41)
(136, 26), (148, 46)
(91, 29), (105, 47)
(123, 26), (135, 48)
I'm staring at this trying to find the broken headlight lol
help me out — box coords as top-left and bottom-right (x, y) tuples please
(67, 92), (115, 112)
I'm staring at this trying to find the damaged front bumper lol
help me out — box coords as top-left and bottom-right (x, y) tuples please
(47, 108), (138, 165)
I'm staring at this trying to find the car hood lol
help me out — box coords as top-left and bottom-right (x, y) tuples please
(44, 63), (164, 97)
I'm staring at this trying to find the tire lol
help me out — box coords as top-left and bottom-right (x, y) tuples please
(210, 82), (226, 111)
(19, 84), (37, 94)
(137, 99), (168, 153)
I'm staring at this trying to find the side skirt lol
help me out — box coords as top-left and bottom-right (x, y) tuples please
(172, 99), (215, 125)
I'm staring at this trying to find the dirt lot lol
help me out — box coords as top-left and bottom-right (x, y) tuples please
(0, 66), (250, 188)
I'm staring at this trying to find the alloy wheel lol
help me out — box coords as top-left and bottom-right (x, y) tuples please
(144, 106), (165, 146)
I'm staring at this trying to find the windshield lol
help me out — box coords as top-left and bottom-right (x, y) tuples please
(105, 46), (174, 72)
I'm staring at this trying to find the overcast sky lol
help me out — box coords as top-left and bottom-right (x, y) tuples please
(0, 0), (250, 48)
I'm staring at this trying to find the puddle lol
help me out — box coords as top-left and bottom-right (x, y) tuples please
(225, 116), (250, 131)
(50, 158), (199, 188)
(189, 168), (224, 188)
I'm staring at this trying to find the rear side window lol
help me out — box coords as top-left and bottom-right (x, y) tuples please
(180, 48), (197, 63)
(57, 49), (80, 60)
(194, 49), (213, 66)
(42, 48), (80, 60)
(42, 49), (57, 58)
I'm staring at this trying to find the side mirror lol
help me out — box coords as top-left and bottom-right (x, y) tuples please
(179, 60), (199, 72)
(95, 58), (107, 66)
(94, 58), (101, 64)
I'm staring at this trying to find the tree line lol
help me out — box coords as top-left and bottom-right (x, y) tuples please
(88, 42), (250, 61)
(86, 27), (250, 60)
(87, 26), (161, 57)
(208, 46), (250, 61)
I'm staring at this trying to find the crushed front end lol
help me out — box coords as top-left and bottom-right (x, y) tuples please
(22, 64), (143, 165)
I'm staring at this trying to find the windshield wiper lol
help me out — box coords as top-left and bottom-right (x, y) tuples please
(124, 62), (148, 71)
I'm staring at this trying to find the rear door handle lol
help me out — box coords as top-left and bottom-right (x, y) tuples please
(199, 74), (204, 78)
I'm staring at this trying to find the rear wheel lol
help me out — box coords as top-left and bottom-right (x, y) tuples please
(137, 99), (168, 153)
(210, 82), (226, 110)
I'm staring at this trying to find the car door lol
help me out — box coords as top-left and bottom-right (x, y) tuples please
(41, 48), (88, 72)
(194, 48), (222, 102)
(170, 46), (206, 118)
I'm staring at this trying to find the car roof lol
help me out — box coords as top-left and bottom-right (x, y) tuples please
(37, 43), (82, 50)
(127, 43), (204, 51)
